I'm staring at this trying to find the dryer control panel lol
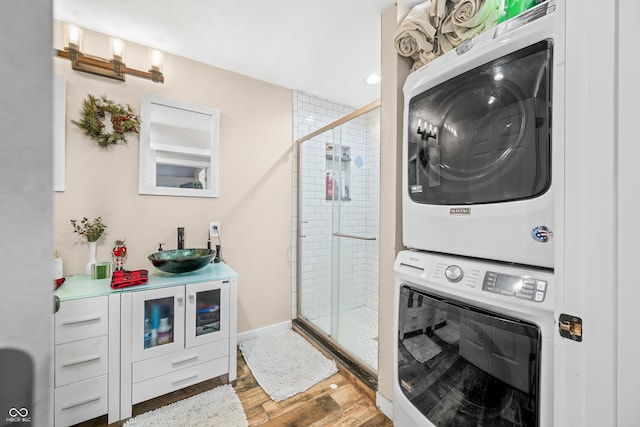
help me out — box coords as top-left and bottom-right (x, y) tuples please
(483, 272), (548, 302)
(395, 250), (554, 311)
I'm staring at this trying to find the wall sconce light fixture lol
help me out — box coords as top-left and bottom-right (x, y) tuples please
(55, 24), (164, 83)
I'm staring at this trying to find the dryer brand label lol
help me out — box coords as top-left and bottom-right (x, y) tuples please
(410, 185), (423, 193)
(450, 207), (471, 215)
(531, 226), (553, 243)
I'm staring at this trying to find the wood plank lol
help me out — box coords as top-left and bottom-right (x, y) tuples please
(260, 395), (339, 427)
(244, 404), (270, 426)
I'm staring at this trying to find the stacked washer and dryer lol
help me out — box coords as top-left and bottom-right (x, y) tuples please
(393, 1), (564, 426)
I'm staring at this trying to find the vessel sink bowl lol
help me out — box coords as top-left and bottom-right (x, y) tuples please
(148, 248), (215, 273)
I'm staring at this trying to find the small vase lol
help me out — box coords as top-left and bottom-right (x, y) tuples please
(86, 241), (97, 275)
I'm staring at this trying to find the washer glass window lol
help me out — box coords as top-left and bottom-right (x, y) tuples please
(407, 40), (552, 205)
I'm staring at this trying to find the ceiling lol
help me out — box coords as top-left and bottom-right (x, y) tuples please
(53, 0), (407, 108)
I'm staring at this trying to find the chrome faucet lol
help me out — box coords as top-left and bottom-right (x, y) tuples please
(177, 227), (185, 249)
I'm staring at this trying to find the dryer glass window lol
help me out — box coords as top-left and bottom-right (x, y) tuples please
(407, 40), (552, 205)
(397, 285), (542, 427)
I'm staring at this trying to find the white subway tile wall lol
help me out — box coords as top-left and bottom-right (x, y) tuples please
(292, 91), (380, 371)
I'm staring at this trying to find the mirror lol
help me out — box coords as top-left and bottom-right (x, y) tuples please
(139, 94), (220, 197)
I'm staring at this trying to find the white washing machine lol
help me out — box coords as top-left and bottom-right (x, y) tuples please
(402, 0), (565, 268)
(393, 250), (554, 427)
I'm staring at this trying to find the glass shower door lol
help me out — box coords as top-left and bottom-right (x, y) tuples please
(298, 105), (380, 373)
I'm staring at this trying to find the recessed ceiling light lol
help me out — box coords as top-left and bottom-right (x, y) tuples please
(366, 74), (381, 85)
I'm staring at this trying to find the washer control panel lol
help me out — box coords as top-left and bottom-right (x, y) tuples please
(483, 271), (548, 302)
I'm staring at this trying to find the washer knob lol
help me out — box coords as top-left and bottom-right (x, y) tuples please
(445, 265), (464, 282)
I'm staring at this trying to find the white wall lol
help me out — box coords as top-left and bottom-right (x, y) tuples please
(558, 1), (640, 425)
(564, 1), (640, 419)
(0, 1), (53, 425)
(617, 2), (640, 425)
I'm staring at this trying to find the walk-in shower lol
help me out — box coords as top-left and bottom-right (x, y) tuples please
(296, 101), (380, 375)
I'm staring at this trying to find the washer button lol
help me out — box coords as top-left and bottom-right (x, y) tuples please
(535, 291), (545, 302)
(445, 265), (464, 282)
(537, 280), (547, 291)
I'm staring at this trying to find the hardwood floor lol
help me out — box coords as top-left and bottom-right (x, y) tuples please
(75, 349), (392, 427)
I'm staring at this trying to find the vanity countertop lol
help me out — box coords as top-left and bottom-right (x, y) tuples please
(55, 262), (238, 301)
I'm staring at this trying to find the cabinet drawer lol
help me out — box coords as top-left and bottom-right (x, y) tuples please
(54, 375), (108, 427)
(55, 296), (108, 344)
(132, 340), (228, 384)
(55, 336), (109, 387)
(132, 356), (228, 404)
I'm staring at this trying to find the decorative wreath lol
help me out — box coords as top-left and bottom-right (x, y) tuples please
(72, 94), (140, 147)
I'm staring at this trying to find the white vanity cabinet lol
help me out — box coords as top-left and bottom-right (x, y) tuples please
(53, 295), (120, 427)
(53, 262), (238, 426)
(121, 280), (233, 413)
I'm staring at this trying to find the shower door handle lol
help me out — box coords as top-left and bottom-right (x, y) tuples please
(332, 232), (377, 241)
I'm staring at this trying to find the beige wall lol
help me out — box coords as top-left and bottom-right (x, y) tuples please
(53, 21), (293, 334)
(378, 3), (412, 402)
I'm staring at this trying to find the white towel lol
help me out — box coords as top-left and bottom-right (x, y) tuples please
(411, 50), (438, 72)
(394, 1), (437, 59)
(431, 0), (458, 55)
(430, 0), (460, 28)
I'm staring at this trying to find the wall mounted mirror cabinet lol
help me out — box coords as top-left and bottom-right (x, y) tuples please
(139, 94), (220, 197)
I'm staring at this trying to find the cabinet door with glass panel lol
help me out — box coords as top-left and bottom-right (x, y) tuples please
(131, 286), (186, 361)
(185, 280), (229, 348)
(131, 281), (230, 361)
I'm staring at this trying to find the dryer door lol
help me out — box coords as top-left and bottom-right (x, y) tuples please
(397, 285), (542, 427)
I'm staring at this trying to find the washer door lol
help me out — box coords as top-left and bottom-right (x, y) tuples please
(397, 285), (542, 426)
(407, 40), (552, 205)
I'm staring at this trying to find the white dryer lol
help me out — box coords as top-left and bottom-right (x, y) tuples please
(393, 250), (554, 427)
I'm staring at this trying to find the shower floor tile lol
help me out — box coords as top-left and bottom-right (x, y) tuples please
(310, 306), (378, 372)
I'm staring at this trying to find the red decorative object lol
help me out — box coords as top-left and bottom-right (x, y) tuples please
(110, 270), (148, 289)
(112, 239), (127, 271)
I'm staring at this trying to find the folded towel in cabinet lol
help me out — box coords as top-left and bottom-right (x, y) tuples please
(111, 269), (149, 289)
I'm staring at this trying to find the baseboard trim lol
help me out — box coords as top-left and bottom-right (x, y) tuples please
(376, 391), (394, 421)
(236, 320), (292, 344)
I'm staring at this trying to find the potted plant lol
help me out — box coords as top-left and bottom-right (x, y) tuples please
(70, 216), (107, 274)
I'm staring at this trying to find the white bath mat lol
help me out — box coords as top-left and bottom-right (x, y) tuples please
(434, 321), (460, 344)
(239, 329), (338, 402)
(123, 384), (247, 427)
(403, 334), (442, 363)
